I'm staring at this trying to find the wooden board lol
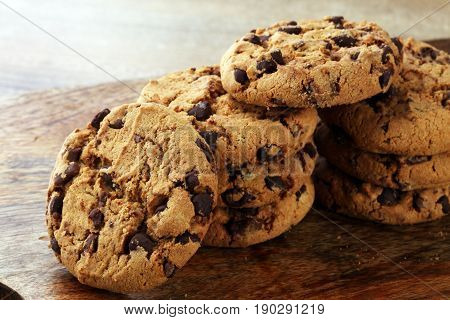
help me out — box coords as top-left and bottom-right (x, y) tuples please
(1, 40), (449, 300)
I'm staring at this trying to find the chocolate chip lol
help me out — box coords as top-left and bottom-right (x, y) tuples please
(379, 69), (392, 89)
(109, 119), (124, 129)
(332, 35), (357, 47)
(195, 138), (214, 163)
(200, 131), (218, 153)
(377, 188), (401, 205)
(442, 92), (449, 107)
(234, 69), (249, 85)
(134, 134), (143, 143)
(406, 156), (431, 165)
(256, 59), (277, 74)
(100, 172), (115, 190)
(155, 199), (168, 214)
(265, 176), (286, 191)
(67, 147), (82, 162)
(187, 101), (213, 121)
(303, 143), (317, 158)
(243, 33), (261, 45)
(413, 193), (425, 212)
(221, 188), (255, 207)
(128, 232), (156, 254)
(50, 237), (60, 254)
(54, 163), (80, 186)
(83, 233), (99, 254)
(185, 170), (199, 192)
(256, 145), (283, 163)
(163, 259), (176, 278)
(420, 46), (438, 60)
(327, 16), (344, 28)
(350, 52), (360, 60)
(91, 108), (110, 129)
(270, 49), (285, 65)
(325, 41), (333, 50)
(295, 185), (307, 201)
(391, 37), (403, 53)
(287, 21), (298, 26)
(191, 193), (213, 217)
(49, 193), (63, 219)
(437, 196), (449, 214)
(175, 231), (200, 245)
(88, 208), (104, 229)
(381, 45), (394, 64)
(279, 26), (301, 34)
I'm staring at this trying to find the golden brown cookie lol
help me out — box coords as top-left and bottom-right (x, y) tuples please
(220, 17), (401, 108)
(46, 103), (218, 293)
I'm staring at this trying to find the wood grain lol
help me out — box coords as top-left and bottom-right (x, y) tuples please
(0, 40), (449, 300)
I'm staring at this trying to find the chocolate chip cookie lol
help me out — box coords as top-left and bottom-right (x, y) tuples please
(315, 159), (449, 225)
(220, 17), (401, 108)
(46, 103), (218, 293)
(320, 38), (450, 155)
(315, 124), (450, 190)
(138, 66), (318, 207)
(204, 177), (314, 247)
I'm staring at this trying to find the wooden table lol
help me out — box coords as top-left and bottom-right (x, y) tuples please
(0, 39), (449, 300)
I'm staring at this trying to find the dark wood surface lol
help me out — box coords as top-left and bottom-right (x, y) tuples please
(0, 40), (449, 300)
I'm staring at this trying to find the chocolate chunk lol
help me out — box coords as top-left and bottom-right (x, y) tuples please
(50, 237), (61, 254)
(303, 143), (317, 158)
(200, 131), (218, 153)
(221, 188), (255, 207)
(332, 35), (357, 47)
(270, 49), (285, 65)
(109, 119), (124, 129)
(378, 69), (392, 89)
(327, 16), (344, 28)
(350, 52), (360, 60)
(287, 21), (298, 26)
(295, 185), (307, 201)
(100, 172), (115, 190)
(49, 193), (63, 219)
(264, 176), (286, 191)
(442, 92), (449, 107)
(155, 199), (168, 214)
(129, 233), (156, 255)
(391, 37), (403, 53)
(187, 101), (213, 121)
(83, 233), (99, 254)
(256, 145), (284, 163)
(175, 231), (200, 245)
(381, 45), (394, 64)
(66, 162), (80, 179)
(88, 208), (104, 229)
(195, 138), (214, 163)
(163, 259), (176, 278)
(325, 41), (333, 50)
(185, 170), (199, 192)
(420, 46), (438, 60)
(406, 156), (431, 165)
(191, 193), (213, 217)
(243, 33), (261, 45)
(91, 108), (110, 129)
(413, 193), (425, 212)
(377, 188), (401, 205)
(67, 147), (82, 162)
(437, 196), (449, 214)
(256, 59), (277, 74)
(234, 69), (249, 85)
(278, 26), (302, 34)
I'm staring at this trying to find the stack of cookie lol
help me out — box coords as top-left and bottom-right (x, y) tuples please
(315, 38), (450, 225)
(46, 16), (410, 293)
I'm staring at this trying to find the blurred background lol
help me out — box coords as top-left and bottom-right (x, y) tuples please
(0, 0), (449, 98)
